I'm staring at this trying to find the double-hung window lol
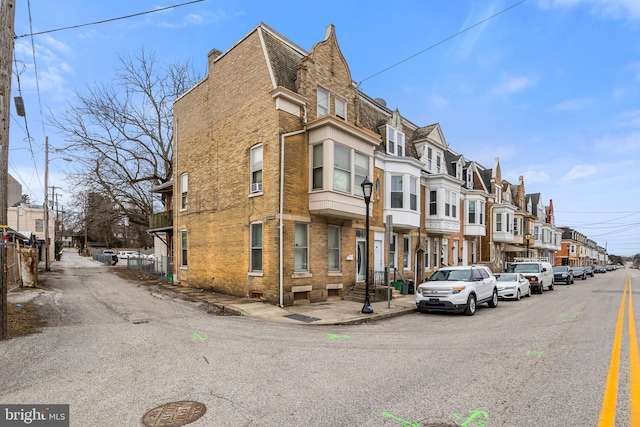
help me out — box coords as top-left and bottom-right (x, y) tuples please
(180, 173), (188, 210)
(312, 144), (323, 190)
(391, 175), (403, 208)
(427, 148), (433, 170)
(180, 230), (188, 267)
(496, 213), (502, 232)
(451, 192), (457, 218)
(436, 154), (442, 173)
(250, 223), (262, 272)
(354, 152), (368, 197)
(333, 143), (351, 193)
(328, 225), (340, 271)
(386, 125), (405, 156)
(409, 177), (417, 211)
(479, 202), (484, 224)
(250, 145), (263, 194)
(335, 97), (346, 119)
(294, 223), (308, 271)
(429, 190), (437, 215)
(317, 87), (329, 117)
(35, 219), (43, 233)
(468, 201), (476, 224)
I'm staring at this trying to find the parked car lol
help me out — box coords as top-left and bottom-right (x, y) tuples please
(507, 259), (554, 294)
(573, 266), (587, 280)
(495, 273), (531, 300)
(583, 266), (594, 277)
(415, 265), (499, 316)
(102, 249), (118, 265)
(594, 265), (606, 273)
(553, 265), (574, 285)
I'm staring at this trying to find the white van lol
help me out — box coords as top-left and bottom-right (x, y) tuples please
(507, 258), (554, 294)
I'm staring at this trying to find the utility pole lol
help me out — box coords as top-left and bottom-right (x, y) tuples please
(1, 0), (17, 339)
(44, 137), (50, 271)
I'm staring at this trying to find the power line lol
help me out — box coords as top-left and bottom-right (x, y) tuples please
(357, 0), (528, 87)
(14, 0), (205, 39)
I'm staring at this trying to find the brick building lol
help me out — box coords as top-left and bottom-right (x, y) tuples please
(171, 23), (578, 306)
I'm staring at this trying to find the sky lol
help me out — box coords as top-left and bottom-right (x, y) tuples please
(6, 0), (640, 256)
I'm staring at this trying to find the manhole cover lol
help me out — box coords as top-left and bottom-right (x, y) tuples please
(142, 401), (206, 427)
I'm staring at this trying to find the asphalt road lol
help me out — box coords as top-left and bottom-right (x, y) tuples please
(1, 249), (638, 427)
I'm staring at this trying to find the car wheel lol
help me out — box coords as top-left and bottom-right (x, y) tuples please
(526, 285), (532, 297)
(549, 281), (554, 291)
(516, 289), (521, 301)
(488, 289), (498, 308)
(464, 294), (477, 316)
(570, 277), (574, 285)
(582, 275), (586, 280)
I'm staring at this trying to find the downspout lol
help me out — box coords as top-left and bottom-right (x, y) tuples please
(279, 126), (306, 308)
(173, 118), (179, 284)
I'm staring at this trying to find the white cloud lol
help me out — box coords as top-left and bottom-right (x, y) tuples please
(561, 164), (598, 182)
(491, 75), (534, 97)
(548, 97), (592, 112)
(522, 170), (549, 184)
(537, 0), (640, 20)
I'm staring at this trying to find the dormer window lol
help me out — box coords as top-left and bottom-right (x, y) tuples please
(335, 97), (346, 119)
(386, 125), (405, 157)
(466, 168), (473, 188)
(436, 154), (442, 173)
(427, 147), (433, 170)
(317, 87), (329, 117)
(456, 162), (462, 180)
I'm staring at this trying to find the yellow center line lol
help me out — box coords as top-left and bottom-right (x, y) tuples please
(598, 277), (628, 426)
(629, 277), (640, 427)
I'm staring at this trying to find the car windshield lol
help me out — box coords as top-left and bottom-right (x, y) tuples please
(553, 266), (568, 272)
(429, 269), (472, 282)
(508, 263), (540, 273)
(496, 274), (517, 282)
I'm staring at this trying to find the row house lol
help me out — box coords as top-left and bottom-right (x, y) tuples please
(557, 227), (608, 266)
(166, 23), (578, 306)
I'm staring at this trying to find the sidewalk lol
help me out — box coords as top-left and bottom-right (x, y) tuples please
(152, 282), (418, 325)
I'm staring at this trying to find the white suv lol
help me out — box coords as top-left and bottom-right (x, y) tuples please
(415, 265), (499, 316)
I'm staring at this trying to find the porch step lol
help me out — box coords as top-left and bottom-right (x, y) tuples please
(344, 285), (405, 302)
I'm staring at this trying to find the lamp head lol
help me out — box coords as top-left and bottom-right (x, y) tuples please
(361, 176), (373, 202)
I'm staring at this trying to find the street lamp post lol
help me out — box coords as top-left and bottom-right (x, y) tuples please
(524, 233), (531, 258)
(361, 176), (373, 314)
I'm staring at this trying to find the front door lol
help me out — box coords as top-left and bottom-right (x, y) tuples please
(356, 239), (366, 283)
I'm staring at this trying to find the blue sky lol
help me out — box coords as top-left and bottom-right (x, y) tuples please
(8, 0), (640, 256)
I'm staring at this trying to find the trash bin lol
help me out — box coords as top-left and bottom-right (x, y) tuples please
(394, 281), (402, 292)
(166, 274), (173, 283)
(406, 280), (415, 294)
(401, 280), (408, 295)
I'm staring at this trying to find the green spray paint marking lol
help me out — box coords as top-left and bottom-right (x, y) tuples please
(560, 311), (582, 321)
(527, 350), (548, 358)
(381, 412), (420, 426)
(454, 410), (489, 427)
(327, 334), (351, 340)
(192, 333), (207, 341)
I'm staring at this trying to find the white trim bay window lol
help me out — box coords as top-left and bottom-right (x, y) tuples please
(312, 144), (323, 190)
(250, 223), (262, 272)
(250, 144), (263, 194)
(354, 152), (368, 197)
(468, 201), (476, 223)
(328, 225), (340, 271)
(445, 190), (457, 218)
(294, 223), (308, 271)
(410, 177), (417, 211)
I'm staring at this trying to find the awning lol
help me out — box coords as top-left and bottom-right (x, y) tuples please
(503, 244), (526, 252)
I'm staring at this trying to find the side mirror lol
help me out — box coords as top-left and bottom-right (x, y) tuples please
(542, 267), (547, 272)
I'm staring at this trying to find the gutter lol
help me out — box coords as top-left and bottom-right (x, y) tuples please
(279, 128), (306, 308)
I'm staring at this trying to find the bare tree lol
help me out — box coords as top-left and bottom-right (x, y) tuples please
(48, 49), (200, 229)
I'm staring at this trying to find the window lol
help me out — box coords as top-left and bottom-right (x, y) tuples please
(389, 234), (396, 269)
(328, 225), (340, 271)
(180, 173), (188, 210)
(442, 239), (449, 265)
(436, 154), (442, 173)
(427, 147), (433, 170)
(386, 125), (405, 156)
(354, 152), (368, 197)
(403, 235), (410, 269)
(317, 87), (329, 117)
(425, 237), (430, 268)
(35, 219), (43, 233)
(514, 218), (519, 234)
(471, 241), (477, 263)
(429, 190), (437, 215)
(333, 143), (351, 193)
(456, 162), (462, 180)
(445, 192), (450, 217)
(434, 239), (439, 268)
(250, 223), (262, 272)
(180, 230), (188, 267)
(250, 145), (263, 193)
(496, 213), (502, 232)
(467, 168), (473, 188)
(335, 97), (346, 119)
(294, 223), (308, 271)
(468, 201), (476, 224)
(506, 213), (511, 232)
(391, 175), (403, 208)
(450, 191), (457, 218)
(479, 202), (484, 224)
(410, 177), (417, 211)
(312, 144), (323, 190)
